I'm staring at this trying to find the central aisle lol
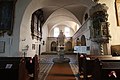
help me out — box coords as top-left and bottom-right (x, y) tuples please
(45, 62), (76, 80)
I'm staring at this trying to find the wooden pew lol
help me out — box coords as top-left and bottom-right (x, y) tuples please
(88, 55), (112, 59)
(82, 58), (95, 80)
(0, 57), (30, 80)
(0, 55), (39, 80)
(19, 58), (30, 80)
(94, 57), (120, 80)
(78, 54), (116, 80)
(25, 55), (40, 80)
(33, 54), (39, 80)
(78, 54), (95, 80)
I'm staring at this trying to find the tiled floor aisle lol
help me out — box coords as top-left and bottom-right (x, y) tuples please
(38, 54), (78, 80)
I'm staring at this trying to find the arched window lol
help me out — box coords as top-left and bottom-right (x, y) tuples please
(54, 27), (59, 37)
(64, 27), (70, 37)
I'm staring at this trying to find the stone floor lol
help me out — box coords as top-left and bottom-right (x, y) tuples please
(38, 54), (79, 80)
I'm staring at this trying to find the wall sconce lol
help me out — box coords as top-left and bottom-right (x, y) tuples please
(42, 40), (45, 45)
(22, 45), (29, 52)
(40, 38), (42, 41)
(21, 38), (26, 41)
(76, 38), (80, 46)
(25, 45), (29, 50)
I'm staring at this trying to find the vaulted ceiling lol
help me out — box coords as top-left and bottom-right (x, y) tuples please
(36, 0), (95, 33)
(20, 0), (96, 37)
(39, 0), (95, 23)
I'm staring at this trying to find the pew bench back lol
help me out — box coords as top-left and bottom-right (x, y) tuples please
(0, 57), (32, 80)
(78, 54), (120, 80)
(94, 58), (120, 80)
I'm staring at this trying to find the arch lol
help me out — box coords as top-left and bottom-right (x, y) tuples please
(51, 41), (57, 51)
(16, 0), (94, 55)
(46, 8), (81, 31)
(54, 27), (60, 37)
(50, 25), (74, 37)
(65, 41), (72, 51)
(76, 38), (81, 46)
(51, 21), (78, 33)
(81, 35), (86, 46)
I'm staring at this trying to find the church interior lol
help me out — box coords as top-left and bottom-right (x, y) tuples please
(0, 0), (120, 80)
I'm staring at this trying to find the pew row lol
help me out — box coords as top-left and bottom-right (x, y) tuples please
(94, 57), (120, 80)
(33, 55), (39, 80)
(25, 55), (39, 80)
(78, 54), (96, 80)
(0, 55), (39, 80)
(78, 54), (120, 80)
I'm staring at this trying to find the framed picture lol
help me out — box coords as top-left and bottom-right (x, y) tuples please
(32, 44), (35, 50)
(31, 9), (43, 40)
(0, 41), (5, 53)
(0, 1), (16, 36)
(115, 0), (120, 26)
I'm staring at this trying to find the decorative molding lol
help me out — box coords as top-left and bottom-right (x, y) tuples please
(115, 0), (120, 26)
(89, 3), (108, 17)
(89, 3), (111, 43)
(92, 0), (99, 3)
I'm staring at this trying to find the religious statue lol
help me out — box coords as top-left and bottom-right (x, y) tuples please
(57, 30), (65, 46)
(52, 30), (70, 63)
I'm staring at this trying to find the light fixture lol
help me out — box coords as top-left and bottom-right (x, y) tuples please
(25, 45), (29, 50)
(42, 40), (45, 45)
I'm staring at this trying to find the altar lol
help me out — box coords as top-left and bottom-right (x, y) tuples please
(53, 46), (70, 63)
(53, 30), (70, 63)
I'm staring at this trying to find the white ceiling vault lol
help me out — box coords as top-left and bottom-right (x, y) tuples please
(38, 0), (95, 22)
(42, 5), (87, 24)
(36, 0), (95, 33)
(20, 0), (96, 37)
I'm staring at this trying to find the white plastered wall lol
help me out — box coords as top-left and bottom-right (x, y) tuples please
(19, 0), (47, 57)
(0, 0), (33, 57)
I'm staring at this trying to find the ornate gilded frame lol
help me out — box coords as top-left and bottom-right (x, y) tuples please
(115, 0), (120, 26)
(31, 9), (44, 40)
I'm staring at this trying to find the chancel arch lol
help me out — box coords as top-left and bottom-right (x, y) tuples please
(81, 35), (86, 46)
(65, 41), (72, 51)
(51, 41), (57, 51)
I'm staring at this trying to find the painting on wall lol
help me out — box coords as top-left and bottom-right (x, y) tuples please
(31, 9), (44, 40)
(0, 41), (5, 53)
(32, 44), (35, 50)
(0, 1), (16, 36)
(115, 0), (120, 26)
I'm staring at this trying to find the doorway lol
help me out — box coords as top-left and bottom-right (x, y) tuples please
(51, 41), (57, 51)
